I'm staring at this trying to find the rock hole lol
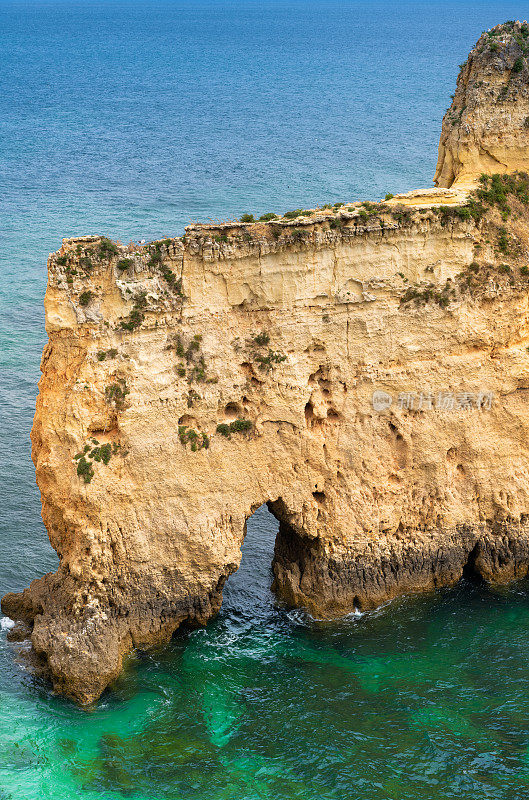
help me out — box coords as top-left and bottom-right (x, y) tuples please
(462, 542), (484, 583)
(178, 414), (198, 427)
(305, 402), (315, 423)
(224, 402), (241, 420)
(312, 491), (326, 504)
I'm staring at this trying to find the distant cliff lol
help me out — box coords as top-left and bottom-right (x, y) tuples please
(436, 21), (529, 187)
(5, 21), (529, 704)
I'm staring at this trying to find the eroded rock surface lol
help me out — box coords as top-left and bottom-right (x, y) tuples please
(5, 22), (529, 703)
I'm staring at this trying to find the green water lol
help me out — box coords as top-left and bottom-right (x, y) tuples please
(3, 507), (529, 799)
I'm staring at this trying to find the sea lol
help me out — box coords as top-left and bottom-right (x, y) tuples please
(2, 1), (529, 797)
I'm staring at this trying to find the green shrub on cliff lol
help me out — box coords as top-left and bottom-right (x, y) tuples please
(254, 349), (286, 371)
(105, 380), (129, 410)
(117, 258), (133, 271)
(259, 212), (278, 221)
(230, 419), (252, 433)
(79, 290), (93, 307)
(90, 443), (112, 464)
(98, 238), (119, 258)
(290, 228), (305, 241)
(178, 425), (209, 451)
(77, 456), (94, 484)
(240, 213), (255, 223)
(252, 331), (270, 346)
(79, 256), (93, 274)
(216, 419), (252, 438)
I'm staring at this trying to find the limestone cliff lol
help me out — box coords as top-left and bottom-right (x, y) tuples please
(436, 21), (529, 187)
(5, 22), (529, 704)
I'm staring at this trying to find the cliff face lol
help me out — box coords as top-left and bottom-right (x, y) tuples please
(436, 21), (529, 188)
(5, 22), (529, 704)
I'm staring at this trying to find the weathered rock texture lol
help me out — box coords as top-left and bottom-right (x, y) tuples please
(5, 22), (529, 703)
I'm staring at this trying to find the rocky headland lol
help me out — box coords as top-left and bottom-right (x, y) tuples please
(5, 21), (529, 703)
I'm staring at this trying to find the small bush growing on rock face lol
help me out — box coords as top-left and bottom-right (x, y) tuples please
(230, 419), (252, 433)
(79, 256), (93, 274)
(521, 265), (529, 275)
(391, 206), (412, 225)
(216, 419), (252, 438)
(147, 248), (163, 268)
(105, 379), (129, 410)
(384, 193), (394, 201)
(90, 443), (112, 464)
(329, 217), (344, 229)
(79, 290), (93, 307)
(497, 226), (513, 255)
(120, 292), (148, 331)
(214, 234), (229, 243)
(178, 425), (209, 450)
(283, 209), (304, 219)
(77, 456), (94, 484)
(75, 440), (123, 482)
(290, 228), (305, 242)
(159, 263), (182, 292)
(97, 348), (118, 361)
(98, 238), (119, 258)
(512, 57), (524, 73)
(254, 349), (287, 371)
(120, 307), (144, 331)
(240, 213), (255, 223)
(117, 258), (133, 271)
(174, 336), (185, 358)
(259, 212), (278, 221)
(253, 331), (270, 346)
(56, 255), (69, 266)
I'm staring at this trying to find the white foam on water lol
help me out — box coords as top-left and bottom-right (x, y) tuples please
(0, 617), (15, 631)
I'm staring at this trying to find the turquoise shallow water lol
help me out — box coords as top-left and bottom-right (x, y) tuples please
(3, 0), (529, 797)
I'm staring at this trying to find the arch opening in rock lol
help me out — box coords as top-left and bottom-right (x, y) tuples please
(222, 498), (323, 618)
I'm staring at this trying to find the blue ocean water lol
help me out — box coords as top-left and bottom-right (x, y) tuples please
(3, 1), (529, 797)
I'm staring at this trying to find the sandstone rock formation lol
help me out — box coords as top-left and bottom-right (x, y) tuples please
(436, 20), (529, 187)
(5, 22), (529, 704)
